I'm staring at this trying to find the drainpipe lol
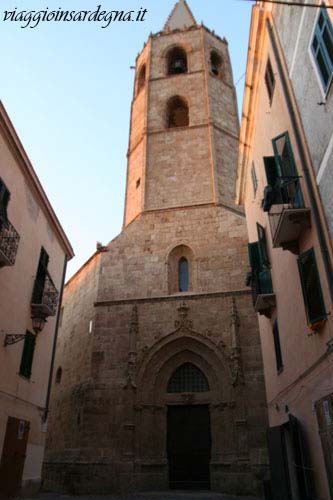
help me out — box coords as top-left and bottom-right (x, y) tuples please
(266, 19), (333, 304)
(42, 254), (67, 423)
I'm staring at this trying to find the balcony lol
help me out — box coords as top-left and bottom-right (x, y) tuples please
(250, 268), (276, 318)
(0, 219), (20, 267)
(264, 176), (311, 254)
(31, 271), (59, 318)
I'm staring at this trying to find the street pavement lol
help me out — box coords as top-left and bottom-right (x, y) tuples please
(26, 492), (263, 500)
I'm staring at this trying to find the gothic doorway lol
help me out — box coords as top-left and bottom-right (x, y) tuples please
(167, 405), (211, 489)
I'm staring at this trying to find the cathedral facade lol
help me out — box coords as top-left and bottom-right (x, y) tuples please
(43, 2), (268, 495)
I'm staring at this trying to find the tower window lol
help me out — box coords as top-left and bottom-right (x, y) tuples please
(137, 64), (146, 94)
(167, 96), (189, 128)
(167, 363), (209, 393)
(210, 51), (222, 78)
(179, 257), (189, 292)
(167, 47), (187, 75)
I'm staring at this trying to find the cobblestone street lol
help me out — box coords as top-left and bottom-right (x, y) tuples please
(27, 492), (262, 500)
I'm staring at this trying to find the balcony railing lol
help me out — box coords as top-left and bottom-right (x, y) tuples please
(264, 176), (311, 254)
(0, 219), (20, 267)
(31, 271), (59, 318)
(249, 268), (276, 318)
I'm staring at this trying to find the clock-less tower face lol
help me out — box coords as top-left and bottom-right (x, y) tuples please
(124, 0), (239, 227)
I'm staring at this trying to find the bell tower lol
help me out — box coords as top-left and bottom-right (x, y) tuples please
(124, 0), (240, 227)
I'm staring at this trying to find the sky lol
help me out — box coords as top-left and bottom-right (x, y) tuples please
(0, 0), (253, 278)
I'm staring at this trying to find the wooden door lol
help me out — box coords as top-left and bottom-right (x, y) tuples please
(167, 405), (211, 490)
(0, 417), (30, 497)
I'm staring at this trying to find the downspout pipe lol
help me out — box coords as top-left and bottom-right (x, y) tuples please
(42, 254), (67, 423)
(267, 20), (333, 304)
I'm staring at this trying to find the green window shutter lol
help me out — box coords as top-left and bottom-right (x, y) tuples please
(264, 156), (279, 187)
(298, 248), (327, 325)
(248, 242), (262, 271)
(257, 223), (270, 267)
(259, 269), (273, 294)
(19, 332), (36, 379)
(272, 131), (297, 178)
(0, 178), (10, 222)
(272, 319), (283, 372)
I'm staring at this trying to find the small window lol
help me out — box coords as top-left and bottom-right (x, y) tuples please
(257, 223), (270, 268)
(210, 51), (222, 78)
(32, 247), (49, 304)
(311, 6), (333, 92)
(167, 363), (209, 393)
(136, 178), (141, 189)
(0, 177), (10, 225)
(167, 96), (189, 128)
(265, 58), (275, 104)
(298, 248), (327, 326)
(251, 162), (258, 195)
(137, 64), (146, 93)
(178, 257), (189, 292)
(167, 47), (187, 75)
(19, 331), (36, 379)
(55, 367), (62, 384)
(272, 320), (283, 373)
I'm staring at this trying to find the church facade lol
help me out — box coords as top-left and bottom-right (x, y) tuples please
(43, 2), (268, 495)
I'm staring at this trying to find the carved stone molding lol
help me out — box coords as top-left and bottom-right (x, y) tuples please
(174, 301), (193, 329)
(134, 404), (166, 414)
(124, 305), (139, 390)
(210, 401), (236, 411)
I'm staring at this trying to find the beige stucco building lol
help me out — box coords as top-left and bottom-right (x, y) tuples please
(0, 101), (74, 497)
(236, 2), (333, 499)
(43, 1), (269, 496)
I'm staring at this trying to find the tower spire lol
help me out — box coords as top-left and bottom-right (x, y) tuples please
(163, 0), (197, 32)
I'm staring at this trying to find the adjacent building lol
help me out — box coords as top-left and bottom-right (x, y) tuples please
(0, 101), (74, 497)
(236, 1), (333, 499)
(43, 1), (269, 495)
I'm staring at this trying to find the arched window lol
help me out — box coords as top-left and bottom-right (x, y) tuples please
(55, 366), (62, 384)
(137, 64), (146, 93)
(167, 363), (209, 393)
(167, 96), (189, 128)
(179, 257), (189, 292)
(167, 47), (188, 75)
(210, 51), (222, 78)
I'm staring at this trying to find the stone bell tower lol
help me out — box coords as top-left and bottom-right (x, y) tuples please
(44, 2), (268, 496)
(124, 0), (239, 226)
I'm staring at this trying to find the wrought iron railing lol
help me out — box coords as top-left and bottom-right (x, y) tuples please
(31, 271), (59, 316)
(0, 219), (20, 266)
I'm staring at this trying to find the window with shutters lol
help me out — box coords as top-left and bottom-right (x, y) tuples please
(251, 162), (258, 195)
(0, 177), (10, 225)
(298, 248), (327, 327)
(167, 47), (187, 75)
(262, 132), (304, 212)
(265, 58), (275, 104)
(166, 96), (189, 128)
(167, 363), (209, 393)
(272, 320), (283, 373)
(32, 247), (49, 304)
(311, 6), (333, 93)
(247, 224), (275, 315)
(19, 331), (36, 379)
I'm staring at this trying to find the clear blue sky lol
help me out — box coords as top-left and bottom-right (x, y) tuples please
(0, 0), (253, 278)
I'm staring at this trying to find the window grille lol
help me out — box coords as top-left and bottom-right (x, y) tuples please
(167, 363), (209, 393)
(311, 6), (333, 92)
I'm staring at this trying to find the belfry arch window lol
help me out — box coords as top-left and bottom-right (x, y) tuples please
(167, 363), (209, 393)
(167, 47), (188, 75)
(178, 257), (189, 292)
(167, 96), (189, 128)
(210, 51), (222, 78)
(137, 64), (146, 94)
